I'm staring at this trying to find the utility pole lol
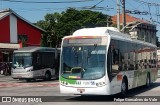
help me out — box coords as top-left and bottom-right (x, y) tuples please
(122, 0), (126, 33)
(117, 0), (120, 31)
(0, 0), (1, 10)
(107, 16), (109, 27)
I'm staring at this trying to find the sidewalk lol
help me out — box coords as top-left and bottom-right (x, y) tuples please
(0, 74), (11, 78)
(0, 74), (14, 82)
(0, 74), (59, 88)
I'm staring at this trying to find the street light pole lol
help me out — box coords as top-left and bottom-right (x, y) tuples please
(122, 0), (126, 33)
(117, 0), (120, 31)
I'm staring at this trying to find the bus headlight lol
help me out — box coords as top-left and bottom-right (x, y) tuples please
(96, 82), (105, 86)
(61, 81), (68, 85)
(26, 69), (33, 72)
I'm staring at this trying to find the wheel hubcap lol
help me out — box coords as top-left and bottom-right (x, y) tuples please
(147, 77), (150, 86)
(122, 82), (126, 93)
(46, 74), (49, 79)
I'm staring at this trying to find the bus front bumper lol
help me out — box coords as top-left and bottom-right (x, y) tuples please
(12, 72), (34, 79)
(60, 84), (111, 95)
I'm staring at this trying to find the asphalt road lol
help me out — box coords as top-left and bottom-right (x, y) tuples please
(0, 75), (160, 105)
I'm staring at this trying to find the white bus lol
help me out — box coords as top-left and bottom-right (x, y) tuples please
(157, 48), (160, 77)
(59, 27), (158, 95)
(12, 47), (60, 82)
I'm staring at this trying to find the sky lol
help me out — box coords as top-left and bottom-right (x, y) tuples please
(0, 0), (160, 36)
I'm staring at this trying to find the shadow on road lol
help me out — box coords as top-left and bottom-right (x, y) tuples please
(0, 75), (58, 83)
(15, 78), (58, 83)
(65, 82), (160, 102)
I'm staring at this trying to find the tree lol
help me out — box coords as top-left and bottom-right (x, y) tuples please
(35, 8), (111, 47)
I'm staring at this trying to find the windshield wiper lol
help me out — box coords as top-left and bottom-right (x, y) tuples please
(87, 44), (98, 58)
(81, 68), (87, 78)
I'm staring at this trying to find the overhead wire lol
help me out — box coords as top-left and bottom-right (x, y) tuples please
(133, 0), (160, 25)
(79, 0), (113, 11)
(147, 4), (153, 22)
(2, 0), (159, 24)
(0, 0), (99, 13)
(155, 5), (160, 21)
(1, 0), (95, 4)
(133, 0), (160, 6)
(0, 0), (114, 14)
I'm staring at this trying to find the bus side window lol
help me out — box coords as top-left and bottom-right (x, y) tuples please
(112, 48), (120, 76)
(32, 53), (37, 70)
(107, 46), (112, 81)
(112, 49), (119, 65)
(111, 40), (122, 77)
(36, 54), (40, 64)
(33, 53), (41, 70)
(112, 49), (122, 71)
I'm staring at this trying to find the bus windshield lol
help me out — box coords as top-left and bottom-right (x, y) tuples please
(61, 45), (106, 80)
(12, 53), (32, 68)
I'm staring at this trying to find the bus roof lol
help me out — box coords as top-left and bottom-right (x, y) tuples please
(64, 27), (157, 48)
(14, 47), (61, 53)
(73, 27), (119, 36)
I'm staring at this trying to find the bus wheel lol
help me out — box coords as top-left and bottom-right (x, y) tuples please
(121, 78), (127, 95)
(146, 74), (151, 88)
(44, 72), (51, 81)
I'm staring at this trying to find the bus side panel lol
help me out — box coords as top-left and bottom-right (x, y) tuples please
(150, 68), (158, 82)
(110, 71), (135, 94)
(110, 74), (122, 94)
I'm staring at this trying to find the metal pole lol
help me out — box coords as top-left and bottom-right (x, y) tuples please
(117, 0), (120, 31)
(0, 0), (1, 10)
(122, 0), (126, 33)
(107, 16), (109, 27)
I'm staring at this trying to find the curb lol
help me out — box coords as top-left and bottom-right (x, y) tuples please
(0, 82), (59, 88)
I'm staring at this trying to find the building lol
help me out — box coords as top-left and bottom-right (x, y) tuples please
(112, 14), (157, 45)
(0, 8), (44, 62)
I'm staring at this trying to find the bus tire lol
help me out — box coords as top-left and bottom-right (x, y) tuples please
(146, 73), (151, 88)
(121, 77), (128, 95)
(44, 71), (51, 81)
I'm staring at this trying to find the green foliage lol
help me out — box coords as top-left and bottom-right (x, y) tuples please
(35, 8), (111, 47)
